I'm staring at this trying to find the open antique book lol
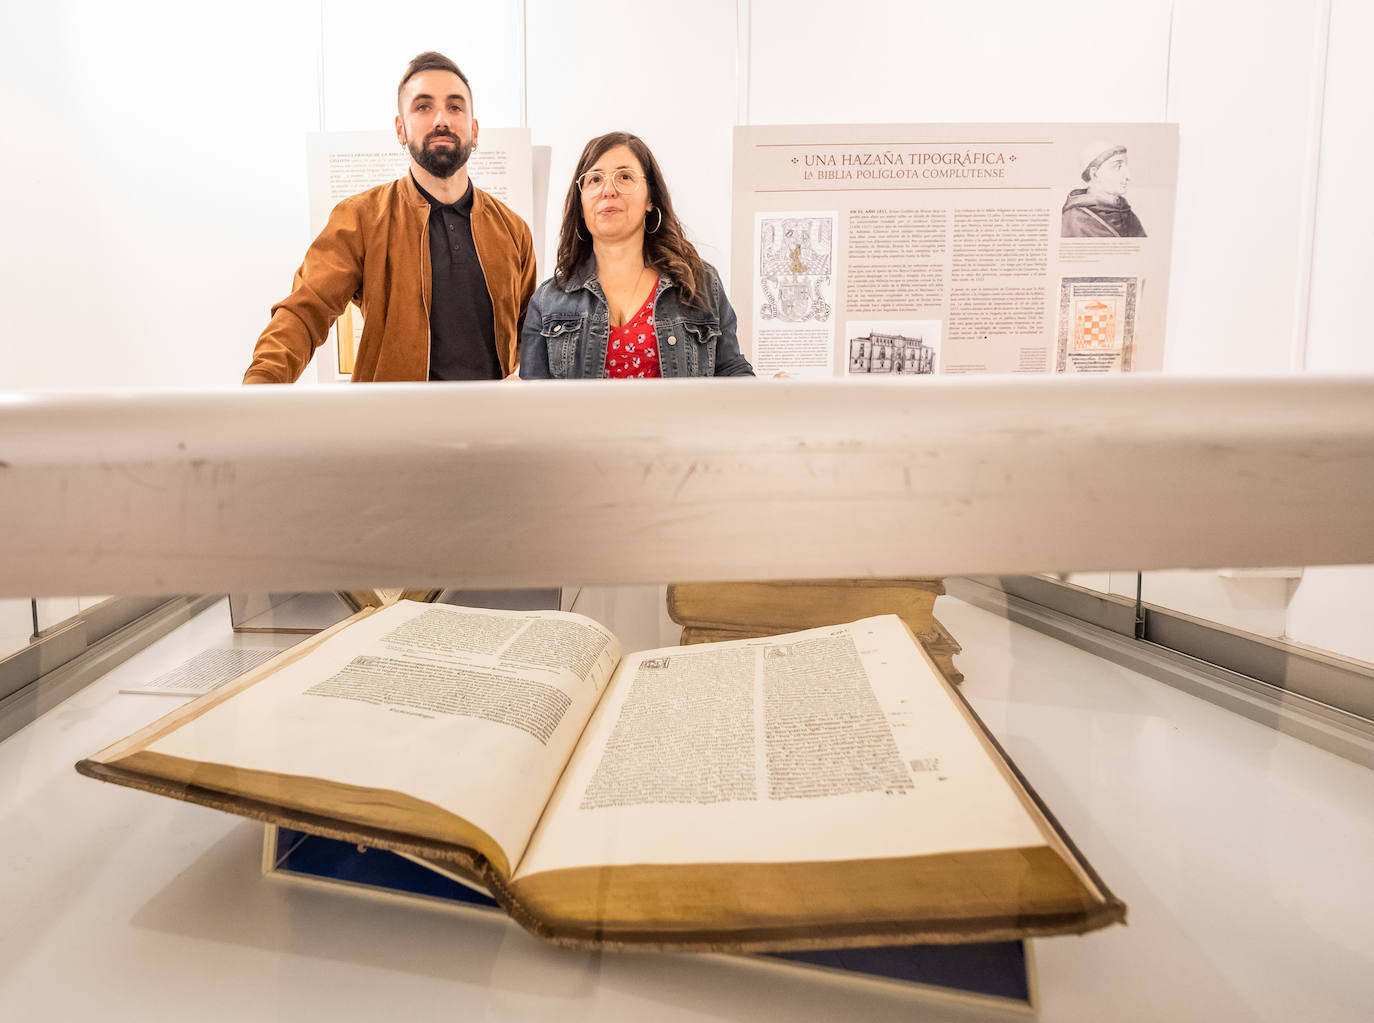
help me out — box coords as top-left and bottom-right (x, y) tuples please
(78, 602), (1124, 951)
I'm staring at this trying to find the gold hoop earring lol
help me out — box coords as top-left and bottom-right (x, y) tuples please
(575, 221), (588, 242)
(646, 207), (663, 234)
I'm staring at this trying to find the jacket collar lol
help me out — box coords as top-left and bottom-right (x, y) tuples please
(399, 172), (429, 208)
(400, 171), (486, 215)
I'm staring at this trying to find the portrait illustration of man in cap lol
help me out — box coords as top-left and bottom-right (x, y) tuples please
(1061, 143), (1146, 238)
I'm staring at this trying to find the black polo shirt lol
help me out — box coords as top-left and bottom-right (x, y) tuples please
(412, 175), (500, 380)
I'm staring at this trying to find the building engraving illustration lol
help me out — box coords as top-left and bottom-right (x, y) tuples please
(848, 331), (935, 375)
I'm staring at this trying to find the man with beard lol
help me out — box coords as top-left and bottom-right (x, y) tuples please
(244, 52), (536, 382)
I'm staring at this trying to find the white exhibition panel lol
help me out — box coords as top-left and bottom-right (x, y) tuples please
(2, 375), (1372, 597)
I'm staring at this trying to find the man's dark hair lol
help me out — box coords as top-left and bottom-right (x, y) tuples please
(397, 52), (472, 110)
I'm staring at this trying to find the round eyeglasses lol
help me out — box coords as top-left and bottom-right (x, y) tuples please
(577, 168), (644, 195)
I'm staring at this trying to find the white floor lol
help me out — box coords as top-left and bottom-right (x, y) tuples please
(1, 593), (1370, 1022)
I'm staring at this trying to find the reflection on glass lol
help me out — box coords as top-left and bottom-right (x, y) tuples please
(1062, 571), (1138, 601)
(1141, 565), (1374, 668)
(0, 599), (37, 661)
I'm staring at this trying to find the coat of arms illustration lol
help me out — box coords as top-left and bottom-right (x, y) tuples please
(759, 217), (833, 323)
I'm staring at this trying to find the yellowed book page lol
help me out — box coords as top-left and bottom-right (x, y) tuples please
(147, 600), (622, 870)
(515, 615), (1042, 880)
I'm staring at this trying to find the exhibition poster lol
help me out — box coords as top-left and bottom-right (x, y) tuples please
(732, 124), (1178, 377)
(303, 129), (535, 380)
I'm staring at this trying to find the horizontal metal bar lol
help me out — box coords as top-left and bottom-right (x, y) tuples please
(1142, 604), (1374, 721)
(1, 375), (1372, 596)
(969, 574), (1140, 637)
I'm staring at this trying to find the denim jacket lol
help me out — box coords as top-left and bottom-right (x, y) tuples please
(519, 260), (754, 378)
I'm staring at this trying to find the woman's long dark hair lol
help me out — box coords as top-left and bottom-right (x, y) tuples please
(553, 132), (710, 310)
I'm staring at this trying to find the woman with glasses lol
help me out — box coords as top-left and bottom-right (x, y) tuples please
(519, 131), (754, 378)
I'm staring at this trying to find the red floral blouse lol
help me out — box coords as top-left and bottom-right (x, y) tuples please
(605, 278), (662, 378)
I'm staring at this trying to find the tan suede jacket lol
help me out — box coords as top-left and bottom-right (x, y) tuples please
(244, 175), (536, 383)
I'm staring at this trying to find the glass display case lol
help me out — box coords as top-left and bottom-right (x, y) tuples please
(3, 2), (1372, 1020)
(5, 576), (1371, 1020)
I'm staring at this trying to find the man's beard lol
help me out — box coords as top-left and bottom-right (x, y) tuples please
(409, 130), (472, 179)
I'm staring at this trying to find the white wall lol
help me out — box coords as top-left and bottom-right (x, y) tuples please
(0, 0), (1335, 390)
(0, 1), (321, 391)
(525, 0), (740, 279)
(1284, 0), (1374, 662)
(1, 1), (1369, 662)
(1163, 0), (1323, 375)
(318, 1), (525, 131)
(749, 0), (1171, 124)
(1303, 0), (1372, 375)
(1132, 0), (1374, 664)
